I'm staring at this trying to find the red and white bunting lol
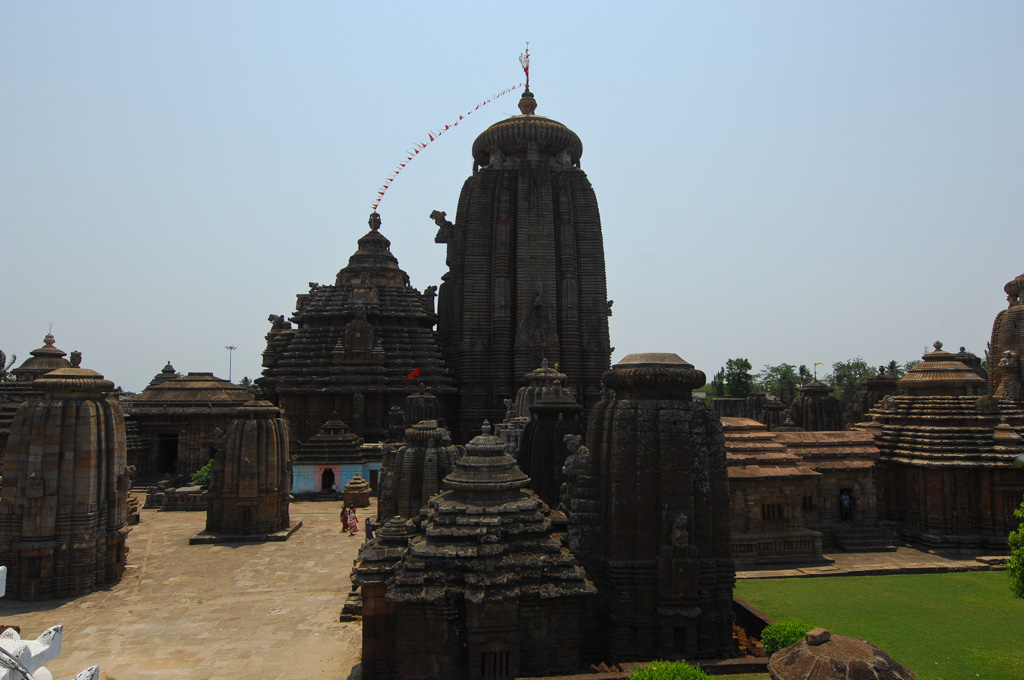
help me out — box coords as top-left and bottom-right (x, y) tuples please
(370, 82), (523, 212)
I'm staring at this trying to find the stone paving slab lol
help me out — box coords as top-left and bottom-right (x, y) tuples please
(0, 496), (368, 679)
(737, 546), (1008, 579)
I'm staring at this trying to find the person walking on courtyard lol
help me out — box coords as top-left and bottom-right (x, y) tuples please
(348, 507), (360, 535)
(340, 505), (350, 532)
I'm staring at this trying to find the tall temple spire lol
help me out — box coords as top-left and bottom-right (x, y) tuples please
(435, 77), (610, 439)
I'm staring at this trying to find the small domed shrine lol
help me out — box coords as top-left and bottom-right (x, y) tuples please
(494, 359), (568, 454)
(199, 397), (295, 541)
(360, 421), (594, 680)
(517, 377), (585, 507)
(850, 366), (900, 424)
(434, 88), (612, 439)
(291, 413), (369, 497)
(0, 334), (73, 457)
(862, 342), (1024, 550)
(259, 212), (456, 451)
(790, 380), (845, 431)
(0, 353), (131, 600)
(989, 272), (1024, 406)
(381, 419), (463, 522)
(122, 370), (252, 480)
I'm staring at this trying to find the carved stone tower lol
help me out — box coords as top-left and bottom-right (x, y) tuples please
(260, 213), (456, 448)
(435, 90), (612, 439)
(0, 353), (130, 600)
(204, 397), (292, 538)
(577, 353), (734, 661)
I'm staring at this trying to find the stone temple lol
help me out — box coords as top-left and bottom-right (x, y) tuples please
(260, 213), (456, 449)
(861, 342), (1024, 550)
(0, 353), (131, 600)
(433, 88), (612, 438)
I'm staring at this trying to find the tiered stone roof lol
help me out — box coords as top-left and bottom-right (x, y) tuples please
(259, 214), (455, 442)
(898, 341), (986, 396)
(293, 413), (364, 466)
(147, 361), (181, 388)
(774, 430), (879, 473)
(721, 417), (820, 481)
(861, 343), (1024, 548)
(387, 422), (593, 605)
(125, 372), (252, 414)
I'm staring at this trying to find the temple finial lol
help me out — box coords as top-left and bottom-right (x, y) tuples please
(368, 212), (381, 232)
(518, 43), (536, 115)
(519, 42), (530, 90)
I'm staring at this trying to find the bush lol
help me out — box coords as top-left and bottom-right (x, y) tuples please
(190, 459), (214, 487)
(761, 620), (814, 656)
(628, 660), (711, 680)
(1009, 494), (1024, 599)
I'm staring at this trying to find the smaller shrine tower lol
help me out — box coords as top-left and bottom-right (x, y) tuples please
(0, 353), (131, 600)
(201, 397), (294, 540)
(571, 353), (735, 661)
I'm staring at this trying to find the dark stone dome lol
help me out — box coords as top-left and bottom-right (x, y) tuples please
(471, 91), (583, 166)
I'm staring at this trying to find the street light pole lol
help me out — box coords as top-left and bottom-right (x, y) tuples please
(225, 345), (237, 382)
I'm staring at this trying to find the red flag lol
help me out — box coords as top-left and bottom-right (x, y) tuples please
(407, 368), (421, 379)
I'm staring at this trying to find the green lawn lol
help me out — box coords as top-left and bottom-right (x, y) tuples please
(736, 571), (1024, 680)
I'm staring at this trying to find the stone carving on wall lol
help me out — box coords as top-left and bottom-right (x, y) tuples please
(268, 314), (292, 331)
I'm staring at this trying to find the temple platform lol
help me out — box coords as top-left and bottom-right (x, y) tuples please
(189, 520), (304, 544)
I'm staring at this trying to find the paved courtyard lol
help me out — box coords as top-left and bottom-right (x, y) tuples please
(1, 495), (1007, 680)
(1, 497), (367, 680)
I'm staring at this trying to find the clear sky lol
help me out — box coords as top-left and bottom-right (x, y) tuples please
(2, 2), (1021, 393)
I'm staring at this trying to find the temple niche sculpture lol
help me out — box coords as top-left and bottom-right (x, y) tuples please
(566, 353), (734, 662)
(860, 342), (1024, 550)
(0, 354), (131, 600)
(259, 213), (456, 451)
(358, 422), (594, 680)
(434, 88), (612, 439)
(990, 272), (1024, 406)
(197, 397), (296, 541)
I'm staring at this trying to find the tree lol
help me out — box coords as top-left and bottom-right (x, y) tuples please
(705, 368), (726, 400)
(825, 358), (876, 412)
(1009, 494), (1024, 599)
(798, 364), (813, 384)
(755, 363), (798, 402)
(238, 376), (254, 388)
(0, 349), (15, 382)
(724, 358), (753, 398)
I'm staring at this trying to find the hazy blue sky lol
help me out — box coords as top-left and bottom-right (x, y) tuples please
(3, 2), (1022, 392)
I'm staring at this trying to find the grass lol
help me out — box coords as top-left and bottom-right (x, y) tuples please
(736, 571), (1024, 680)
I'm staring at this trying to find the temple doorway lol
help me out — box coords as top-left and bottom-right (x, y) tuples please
(321, 468), (336, 492)
(156, 434), (178, 474)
